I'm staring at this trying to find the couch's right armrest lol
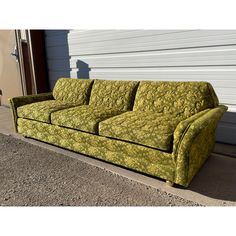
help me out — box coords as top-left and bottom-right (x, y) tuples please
(172, 105), (227, 187)
(9, 92), (53, 132)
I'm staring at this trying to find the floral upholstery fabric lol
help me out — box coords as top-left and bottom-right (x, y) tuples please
(17, 100), (77, 123)
(174, 105), (227, 186)
(9, 92), (53, 132)
(51, 105), (124, 134)
(89, 80), (139, 111)
(133, 81), (218, 118)
(53, 78), (93, 104)
(17, 118), (176, 182)
(16, 105), (227, 187)
(10, 79), (227, 187)
(173, 109), (211, 154)
(99, 111), (183, 151)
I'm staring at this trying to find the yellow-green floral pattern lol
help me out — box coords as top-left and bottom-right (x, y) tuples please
(9, 79), (228, 187)
(99, 111), (184, 151)
(17, 118), (176, 182)
(133, 81), (219, 118)
(52, 78), (94, 104)
(9, 92), (54, 131)
(174, 105), (227, 186)
(89, 79), (139, 111)
(51, 105), (125, 134)
(17, 100), (79, 123)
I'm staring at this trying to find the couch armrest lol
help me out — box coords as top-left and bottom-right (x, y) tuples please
(9, 92), (53, 132)
(173, 105), (227, 187)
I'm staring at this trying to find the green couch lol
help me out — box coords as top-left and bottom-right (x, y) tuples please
(9, 78), (227, 187)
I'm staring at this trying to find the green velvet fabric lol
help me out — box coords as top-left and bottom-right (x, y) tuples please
(10, 79), (227, 187)
(89, 80), (139, 111)
(174, 105), (227, 186)
(99, 111), (183, 151)
(17, 100), (78, 123)
(133, 81), (218, 117)
(51, 105), (124, 134)
(52, 78), (93, 104)
(17, 118), (176, 182)
(16, 105), (226, 187)
(9, 92), (54, 132)
(172, 109), (211, 154)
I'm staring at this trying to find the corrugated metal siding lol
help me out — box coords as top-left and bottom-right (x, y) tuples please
(45, 30), (236, 145)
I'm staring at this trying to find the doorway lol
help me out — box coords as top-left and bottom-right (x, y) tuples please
(0, 30), (49, 107)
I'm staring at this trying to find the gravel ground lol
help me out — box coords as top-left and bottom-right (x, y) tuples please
(0, 133), (202, 206)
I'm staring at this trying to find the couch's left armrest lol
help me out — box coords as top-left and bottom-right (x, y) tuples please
(172, 105), (227, 187)
(9, 92), (53, 132)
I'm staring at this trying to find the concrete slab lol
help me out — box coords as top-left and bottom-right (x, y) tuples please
(0, 106), (13, 135)
(1, 106), (236, 206)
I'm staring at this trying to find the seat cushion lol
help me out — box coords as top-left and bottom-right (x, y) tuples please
(53, 78), (93, 104)
(133, 81), (219, 118)
(99, 111), (183, 151)
(51, 105), (124, 134)
(89, 79), (139, 111)
(17, 100), (76, 123)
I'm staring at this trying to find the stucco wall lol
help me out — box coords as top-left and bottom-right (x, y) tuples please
(0, 30), (22, 106)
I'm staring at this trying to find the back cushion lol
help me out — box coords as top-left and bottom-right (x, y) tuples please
(53, 78), (93, 104)
(89, 80), (139, 111)
(133, 81), (219, 117)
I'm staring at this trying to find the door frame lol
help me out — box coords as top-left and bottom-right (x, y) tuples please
(14, 30), (49, 96)
(15, 30), (29, 96)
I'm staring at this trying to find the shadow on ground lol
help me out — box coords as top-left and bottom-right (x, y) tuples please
(188, 154), (236, 202)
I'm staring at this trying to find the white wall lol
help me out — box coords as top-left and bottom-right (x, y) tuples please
(45, 30), (236, 145)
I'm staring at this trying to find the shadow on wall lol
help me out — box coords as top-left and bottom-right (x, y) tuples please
(45, 30), (71, 89)
(76, 60), (91, 79)
(57, 30), (71, 78)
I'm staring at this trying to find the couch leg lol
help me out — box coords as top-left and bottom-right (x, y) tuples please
(166, 180), (174, 187)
